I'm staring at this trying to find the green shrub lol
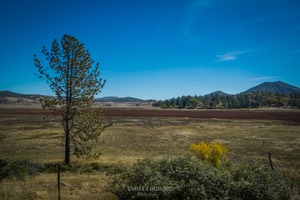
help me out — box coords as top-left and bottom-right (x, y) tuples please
(110, 156), (299, 200)
(229, 161), (299, 200)
(0, 158), (41, 180)
(111, 156), (233, 200)
(40, 161), (125, 175)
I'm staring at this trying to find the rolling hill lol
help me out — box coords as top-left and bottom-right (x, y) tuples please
(95, 96), (145, 103)
(0, 90), (146, 105)
(243, 81), (300, 95)
(0, 90), (44, 100)
(1, 81), (300, 105)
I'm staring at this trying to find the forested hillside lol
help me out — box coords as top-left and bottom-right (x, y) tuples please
(153, 91), (300, 109)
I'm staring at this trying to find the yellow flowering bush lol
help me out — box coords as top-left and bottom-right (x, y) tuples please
(190, 141), (228, 168)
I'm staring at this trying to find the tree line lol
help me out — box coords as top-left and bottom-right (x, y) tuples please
(152, 91), (300, 109)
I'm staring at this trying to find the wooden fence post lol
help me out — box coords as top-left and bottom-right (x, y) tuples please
(58, 164), (61, 200)
(268, 152), (274, 172)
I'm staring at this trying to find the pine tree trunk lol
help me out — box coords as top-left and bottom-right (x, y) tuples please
(65, 128), (70, 165)
(65, 60), (71, 165)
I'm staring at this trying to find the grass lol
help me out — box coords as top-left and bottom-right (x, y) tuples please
(0, 113), (300, 199)
(0, 173), (117, 200)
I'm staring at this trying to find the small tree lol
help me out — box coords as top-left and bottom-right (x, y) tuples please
(34, 34), (112, 165)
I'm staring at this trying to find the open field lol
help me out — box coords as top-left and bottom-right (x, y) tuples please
(1, 108), (300, 199)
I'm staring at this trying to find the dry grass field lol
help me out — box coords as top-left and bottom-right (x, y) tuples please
(0, 108), (300, 199)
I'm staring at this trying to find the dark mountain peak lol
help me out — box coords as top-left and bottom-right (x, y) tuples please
(205, 91), (230, 97)
(244, 81), (300, 95)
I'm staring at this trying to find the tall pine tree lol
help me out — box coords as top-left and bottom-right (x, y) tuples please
(34, 35), (112, 165)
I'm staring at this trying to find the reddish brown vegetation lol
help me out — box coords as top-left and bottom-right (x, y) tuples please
(1, 108), (300, 123)
(105, 108), (300, 123)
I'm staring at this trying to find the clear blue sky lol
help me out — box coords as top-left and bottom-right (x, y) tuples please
(0, 0), (300, 100)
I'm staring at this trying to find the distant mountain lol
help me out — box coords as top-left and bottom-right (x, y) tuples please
(95, 96), (144, 102)
(243, 81), (300, 95)
(1, 80), (300, 105)
(0, 91), (145, 103)
(0, 90), (44, 100)
(205, 91), (231, 97)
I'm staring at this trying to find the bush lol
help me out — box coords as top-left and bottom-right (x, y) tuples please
(190, 141), (228, 168)
(110, 156), (299, 200)
(111, 156), (233, 200)
(0, 158), (40, 180)
(229, 161), (299, 200)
